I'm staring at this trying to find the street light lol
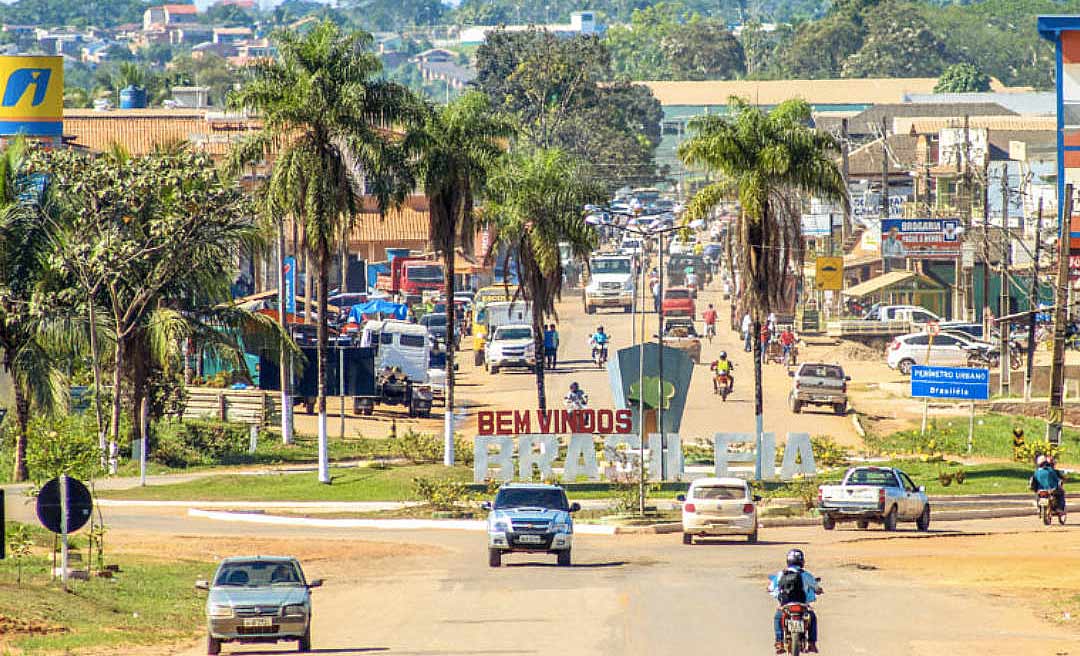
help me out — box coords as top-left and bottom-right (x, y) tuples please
(584, 212), (704, 514)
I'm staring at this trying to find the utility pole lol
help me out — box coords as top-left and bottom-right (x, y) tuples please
(1025, 198), (1044, 403)
(999, 165), (1011, 396)
(961, 115), (972, 320)
(841, 118), (851, 246)
(1047, 185), (1073, 445)
(880, 117), (889, 220)
(982, 162), (991, 333)
(657, 231), (665, 481)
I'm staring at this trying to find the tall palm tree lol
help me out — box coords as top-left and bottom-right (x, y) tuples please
(486, 148), (601, 410)
(415, 91), (514, 464)
(230, 21), (418, 483)
(0, 140), (64, 481)
(678, 97), (848, 477)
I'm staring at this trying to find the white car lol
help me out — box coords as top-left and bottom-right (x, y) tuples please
(678, 477), (759, 544)
(484, 324), (536, 374)
(886, 331), (991, 375)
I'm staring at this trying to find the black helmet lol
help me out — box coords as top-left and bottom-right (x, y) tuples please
(786, 549), (805, 568)
(570, 382), (580, 391)
(597, 325), (605, 332)
(719, 351), (728, 359)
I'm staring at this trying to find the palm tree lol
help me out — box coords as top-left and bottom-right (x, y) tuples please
(486, 148), (601, 410)
(415, 91), (514, 464)
(678, 97), (848, 477)
(230, 21), (418, 483)
(0, 140), (64, 481)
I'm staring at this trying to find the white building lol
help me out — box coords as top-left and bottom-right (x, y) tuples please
(457, 11), (601, 46)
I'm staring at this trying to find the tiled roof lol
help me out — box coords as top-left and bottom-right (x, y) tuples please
(349, 196), (431, 243)
(163, 4), (199, 14)
(62, 108), (261, 157)
(894, 115), (1055, 135)
(844, 134), (919, 177)
(824, 103), (1018, 136)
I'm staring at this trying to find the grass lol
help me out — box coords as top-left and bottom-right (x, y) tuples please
(0, 522), (208, 654)
(864, 413), (1080, 462)
(99, 463), (474, 502)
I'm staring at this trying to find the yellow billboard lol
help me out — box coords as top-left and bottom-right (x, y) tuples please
(0, 56), (63, 137)
(815, 256), (844, 291)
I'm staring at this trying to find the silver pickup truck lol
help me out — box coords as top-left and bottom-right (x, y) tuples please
(817, 466), (930, 531)
(788, 363), (849, 416)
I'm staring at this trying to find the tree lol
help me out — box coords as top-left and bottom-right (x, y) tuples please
(0, 140), (65, 482)
(934, 62), (992, 93)
(485, 149), (601, 410)
(662, 21), (745, 80)
(230, 22), (418, 483)
(678, 98), (847, 478)
(841, 1), (952, 78)
(415, 91), (513, 464)
(778, 15), (863, 78)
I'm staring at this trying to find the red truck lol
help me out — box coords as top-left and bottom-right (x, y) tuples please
(661, 287), (696, 319)
(375, 258), (445, 295)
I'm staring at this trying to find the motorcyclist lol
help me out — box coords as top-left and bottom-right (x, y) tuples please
(710, 351), (734, 393)
(1045, 454), (1067, 515)
(565, 382), (587, 408)
(589, 326), (610, 360)
(1030, 454), (1065, 515)
(768, 549), (821, 654)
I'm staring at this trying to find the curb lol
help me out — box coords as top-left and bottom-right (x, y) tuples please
(851, 412), (866, 439)
(186, 508), (618, 535)
(100, 499), (422, 511)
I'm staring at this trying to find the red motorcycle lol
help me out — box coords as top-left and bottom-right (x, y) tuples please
(780, 602), (814, 656)
(711, 363), (733, 401)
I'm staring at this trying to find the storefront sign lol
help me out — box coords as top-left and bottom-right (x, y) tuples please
(0, 56), (63, 137)
(880, 218), (962, 260)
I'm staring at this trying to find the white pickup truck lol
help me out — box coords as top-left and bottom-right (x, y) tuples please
(817, 466), (930, 532)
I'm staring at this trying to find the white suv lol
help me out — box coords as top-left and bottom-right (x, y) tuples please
(484, 324), (536, 374)
(887, 331), (990, 375)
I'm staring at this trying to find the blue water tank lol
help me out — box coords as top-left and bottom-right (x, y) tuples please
(119, 85), (147, 109)
(386, 248), (411, 264)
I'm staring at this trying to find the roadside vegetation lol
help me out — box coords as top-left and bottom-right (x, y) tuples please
(0, 521), (208, 654)
(863, 413), (1077, 463)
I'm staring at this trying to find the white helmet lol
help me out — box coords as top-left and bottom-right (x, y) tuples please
(1036, 454), (1047, 467)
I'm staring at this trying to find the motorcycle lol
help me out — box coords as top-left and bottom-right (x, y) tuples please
(780, 602), (814, 656)
(564, 392), (589, 411)
(1036, 489), (1066, 526)
(713, 371), (732, 401)
(592, 343), (609, 368)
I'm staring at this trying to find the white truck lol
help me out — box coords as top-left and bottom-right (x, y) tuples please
(584, 254), (634, 314)
(817, 466), (931, 532)
(356, 320), (434, 417)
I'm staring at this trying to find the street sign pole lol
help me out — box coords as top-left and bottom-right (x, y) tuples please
(968, 401), (976, 454)
(60, 474), (69, 590)
(1047, 185), (1073, 444)
(920, 324), (939, 435)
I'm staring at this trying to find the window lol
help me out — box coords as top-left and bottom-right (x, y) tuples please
(799, 365), (844, 379)
(494, 488), (569, 511)
(912, 312), (936, 323)
(379, 332), (393, 345)
(692, 486), (745, 500)
(846, 469), (898, 486)
(400, 334), (426, 348)
(900, 473), (918, 492)
(934, 335), (958, 346)
(666, 289), (690, 300)
(495, 327), (532, 341)
(406, 264), (443, 281)
(591, 258), (631, 275)
(214, 561), (303, 587)
(906, 335), (929, 346)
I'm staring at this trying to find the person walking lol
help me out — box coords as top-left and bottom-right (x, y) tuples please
(544, 323), (560, 369)
(741, 312), (753, 352)
(652, 278), (661, 314)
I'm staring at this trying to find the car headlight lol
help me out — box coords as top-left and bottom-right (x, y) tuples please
(209, 604), (234, 619)
(282, 604), (307, 618)
(492, 520), (510, 532)
(525, 344), (535, 355)
(551, 522), (571, 534)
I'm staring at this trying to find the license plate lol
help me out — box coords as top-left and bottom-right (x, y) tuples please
(814, 396), (832, 402)
(243, 617), (273, 628)
(517, 534), (543, 544)
(787, 619), (805, 633)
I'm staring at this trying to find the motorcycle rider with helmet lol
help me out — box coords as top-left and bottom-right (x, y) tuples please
(768, 549), (822, 654)
(565, 382), (588, 409)
(710, 351), (734, 393)
(1030, 454), (1066, 516)
(589, 326), (610, 362)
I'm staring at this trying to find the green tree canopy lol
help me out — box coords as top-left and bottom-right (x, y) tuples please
(934, 62), (992, 93)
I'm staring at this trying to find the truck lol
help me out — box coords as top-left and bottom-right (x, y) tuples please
(583, 254), (634, 314)
(483, 483), (581, 567)
(788, 363), (849, 416)
(374, 257), (445, 296)
(817, 466), (930, 532)
(825, 305), (941, 345)
(484, 323), (536, 373)
(472, 299), (531, 366)
(470, 285), (518, 362)
(355, 320), (434, 417)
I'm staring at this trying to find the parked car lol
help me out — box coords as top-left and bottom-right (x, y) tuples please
(661, 317), (702, 364)
(483, 483), (580, 567)
(887, 331), (991, 375)
(678, 477), (759, 544)
(661, 287), (696, 318)
(196, 556), (323, 655)
(818, 466), (930, 531)
(789, 363), (849, 415)
(485, 324), (536, 374)
(862, 304), (941, 323)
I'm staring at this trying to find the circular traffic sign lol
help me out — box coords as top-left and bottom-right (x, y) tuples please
(35, 477), (93, 534)
(927, 321), (940, 336)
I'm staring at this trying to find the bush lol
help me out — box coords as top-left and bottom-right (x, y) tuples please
(25, 414), (104, 484)
(811, 435), (851, 468)
(412, 476), (474, 510)
(1014, 440), (1063, 465)
(150, 419), (262, 468)
(392, 429), (473, 466)
(938, 470), (954, 487)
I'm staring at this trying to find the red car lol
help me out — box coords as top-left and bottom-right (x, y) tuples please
(661, 287), (696, 318)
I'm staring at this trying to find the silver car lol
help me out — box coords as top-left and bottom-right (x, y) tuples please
(196, 556), (322, 655)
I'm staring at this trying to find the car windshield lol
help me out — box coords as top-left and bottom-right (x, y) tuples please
(214, 561), (303, 587)
(407, 264), (444, 281)
(666, 289), (690, 299)
(592, 259), (632, 275)
(422, 314), (447, 327)
(494, 488), (569, 511)
(495, 327), (532, 340)
(798, 365), (844, 379)
(693, 486), (745, 500)
(846, 469), (897, 486)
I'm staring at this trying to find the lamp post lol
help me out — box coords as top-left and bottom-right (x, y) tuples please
(585, 213), (705, 513)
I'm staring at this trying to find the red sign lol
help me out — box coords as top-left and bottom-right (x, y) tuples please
(477, 409), (633, 436)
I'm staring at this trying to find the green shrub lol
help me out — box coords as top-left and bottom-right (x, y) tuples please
(412, 476), (474, 510)
(1014, 440), (1063, 465)
(938, 471), (954, 487)
(24, 414), (104, 484)
(811, 435), (851, 468)
(391, 429), (473, 466)
(150, 419), (261, 468)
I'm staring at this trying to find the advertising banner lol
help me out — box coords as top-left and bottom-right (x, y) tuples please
(0, 56), (63, 137)
(800, 213), (832, 236)
(880, 218), (962, 260)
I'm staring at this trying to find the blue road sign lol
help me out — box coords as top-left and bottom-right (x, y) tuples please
(283, 256), (296, 316)
(911, 366), (990, 400)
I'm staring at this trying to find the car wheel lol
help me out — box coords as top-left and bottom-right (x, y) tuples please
(822, 514), (835, 531)
(488, 548), (501, 567)
(790, 397), (801, 414)
(916, 505), (931, 532)
(682, 532), (693, 545)
(883, 506), (898, 531)
(474, 350), (483, 366)
(898, 359), (914, 376)
(490, 366), (499, 374)
(557, 549), (572, 567)
(747, 528), (758, 543)
(834, 402), (847, 416)
(207, 635), (221, 656)
(298, 626), (312, 652)
(856, 519), (869, 530)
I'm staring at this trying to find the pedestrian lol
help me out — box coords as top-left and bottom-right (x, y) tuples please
(760, 323), (771, 363)
(741, 312), (753, 352)
(544, 324), (559, 369)
(652, 279), (661, 314)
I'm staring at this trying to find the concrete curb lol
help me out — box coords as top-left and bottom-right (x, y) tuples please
(186, 508), (618, 535)
(851, 412), (866, 439)
(101, 499), (422, 511)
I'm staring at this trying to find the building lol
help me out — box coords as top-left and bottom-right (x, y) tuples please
(456, 10), (602, 45)
(411, 49), (476, 90)
(143, 4), (199, 32)
(213, 26), (253, 46)
(229, 38), (275, 67)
